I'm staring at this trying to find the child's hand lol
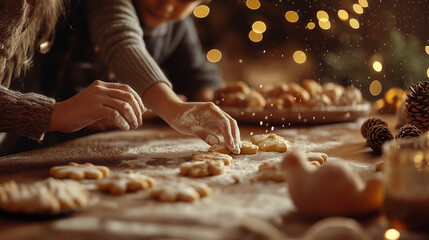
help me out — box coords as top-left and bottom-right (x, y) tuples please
(47, 80), (145, 132)
(169, 102), (241, 154)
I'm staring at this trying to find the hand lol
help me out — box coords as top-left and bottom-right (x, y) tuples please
(47, 80), (146, 132)
(143, 83), (241, 154)
(84, 119), (120, 132)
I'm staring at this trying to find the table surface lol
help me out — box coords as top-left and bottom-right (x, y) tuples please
(0, 114), (427, 240)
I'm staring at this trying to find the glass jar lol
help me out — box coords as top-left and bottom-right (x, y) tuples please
(383, 132), (429, 232)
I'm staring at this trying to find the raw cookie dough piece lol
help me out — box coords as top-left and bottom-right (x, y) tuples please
(150, 180), (212, 202)
(306, 152), (328, 164)
(192, 151), (232, 166)
(208, 143), (230, 154)
(0, 178), (90, 215)
(250, 134), (291, 152)
(255, 160), (287, 182)
(97, 170), (155, 195)
(50, 162), (110, 180)
(208, 141), (259, 155)
(180, 160), (225, 178)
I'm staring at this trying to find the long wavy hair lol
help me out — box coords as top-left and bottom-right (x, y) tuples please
(0, 0), (66, 87)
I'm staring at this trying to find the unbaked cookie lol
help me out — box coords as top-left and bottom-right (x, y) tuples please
(250, 134), (290, 152)
(97, 170), (155, 195)
(208, 143), (230, 154)
(180, 160), (225, 178)
(208, 141), (259, 155)
(0, 178), (90, 215)
(306, 152), (328, 164)
(50, 162), (110, 180)
(192, 151), (232, 166)
(255, 159), (287, 182)
(149, 180), (212, 202)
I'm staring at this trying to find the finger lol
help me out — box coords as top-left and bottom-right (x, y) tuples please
(95, 106), (130, 131)
(103, 82), (145, 125)
(223, 111), (241, 150)
(190, 126), (220, 146)
(102, 97), (138, 129)
(208, 106), (239, 153)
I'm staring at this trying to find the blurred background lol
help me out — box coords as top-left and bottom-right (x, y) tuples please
(192, 0), (429, 101)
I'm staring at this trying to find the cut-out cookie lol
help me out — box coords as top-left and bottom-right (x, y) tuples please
(208, 143), (230, 154)
(97, 170), (155, 195)
(209, 141), (259, 155)
(250, 134), (290, 152)
(50, 162), (110, 180)
(0, 178), (90, 215)
(192, 151), (232, 166)
(149, 180), (212, 202)
(306, 152), (328, 164)
(180, 160), (225, 178)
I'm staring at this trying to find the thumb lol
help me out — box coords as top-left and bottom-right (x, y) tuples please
(190, 126), (220, 146)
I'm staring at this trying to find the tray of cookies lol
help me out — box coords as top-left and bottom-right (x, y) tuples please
(214, 80), (370, 124)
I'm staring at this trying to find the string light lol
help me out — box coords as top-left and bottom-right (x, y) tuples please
(349, 18), (360, 29)
(193, 5), (210, 18)
(285, 11), (299, 23)
(252, 21), (267, 34)
(425, 46), (429, 55)
(359, 0), (369, 8)
(317, 10), (329, 22)
(384, 229), (400, 240)
(370, 80), (382, 96)
(319, 20), (331, 30)
(246, 0), (261, 10)
(249, 30), (263, 42)
(293, 50), (307, 64)
(206, 49), (222, 63)
(338, 9), (349, 21)
(353, 4), (364, 14)
(307, 22), (316, 29)
(427, 67), (429, 78)
(373, 61), (383, 72)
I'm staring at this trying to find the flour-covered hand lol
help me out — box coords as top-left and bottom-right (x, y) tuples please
(169, 102), (241, 154)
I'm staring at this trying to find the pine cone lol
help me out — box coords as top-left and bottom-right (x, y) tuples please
(361, 117), (388, 139)
(367, 125), (393, 153)
(395, 124), (422, 139)
(405, 81), (429, 132)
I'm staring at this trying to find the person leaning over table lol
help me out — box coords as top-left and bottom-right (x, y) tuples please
(0, 0), (146, 146)
(83, 0), (241, 153)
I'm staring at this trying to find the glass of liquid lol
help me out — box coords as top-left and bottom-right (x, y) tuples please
(383, 132), (429, 232)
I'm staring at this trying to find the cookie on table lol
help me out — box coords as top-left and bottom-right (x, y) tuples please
(250, 133), (291, 152)
(97, 170), (155, 195)
(149, 180), (212, 202)
(306, 152), (328, 164)
(180, 160), (225, 178)
(208, 141), (259, 155)
(208, 143), (230, 154)
(255, 159), (287, 182)
(0, 178), (90, 215)
(50, 162), (110, 180)
(192, 151), (232, 166)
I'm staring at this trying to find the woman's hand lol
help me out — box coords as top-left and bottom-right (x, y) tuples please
(47, 80), (146, 132)
(143, 83), (241, 154)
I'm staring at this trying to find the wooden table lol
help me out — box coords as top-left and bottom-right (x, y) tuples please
(0, 115), (427, 240)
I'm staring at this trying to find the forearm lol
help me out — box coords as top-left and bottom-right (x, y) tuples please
(143, 82), (183, 122)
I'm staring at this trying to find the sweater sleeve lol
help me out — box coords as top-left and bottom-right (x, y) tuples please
(84, 0), (172, 96)
(0, 85), (55, 141)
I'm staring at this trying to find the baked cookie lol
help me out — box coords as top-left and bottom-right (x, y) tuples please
(149, 180), (212, 202)
(180, 160), (225, 178)
(97, 170), (155, 195)
(50, 162), (110, 180)
(208, 141), (258, 155)
(0, 178), (90, 215)
(250, 134), (290, 152)
(192, 151), (232, 166)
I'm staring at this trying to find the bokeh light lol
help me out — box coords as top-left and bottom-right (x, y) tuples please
(349, 18), (360, 29)
(373, 61), (383, 72)
(206, 49), (222, 63)
(249, 30), (263, 42)
(246, 0), (261, 10)
(319, 20), (331, 30)
(425, 46), (429, 55)
(353, 4), (364, 14)
(285, 11), (299, 23)
(359, 0), (369, 8)
(293, 50), (307, 64)
(252, 21), (267, 34)
(427, 67), (429, 78)
(384, 229), (400, 240)
(193, 5), (210, 18)
(317, 10), (329, 22)
(370, 80), (382, 96)
(307, 22), (316, 29)
(338, 9), (349, 21)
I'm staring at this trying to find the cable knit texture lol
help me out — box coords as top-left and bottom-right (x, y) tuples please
(85, 0), (172, 96)
(0, 85), (55, 140)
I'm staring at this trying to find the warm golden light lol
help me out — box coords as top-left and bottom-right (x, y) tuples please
(338, 9), (349, 21)
(349, 18), (360, 29)
(359, 0), (369, 8)
(193, 5), (210, 18)
(252, 21), (267, 34)
(353, 4), (364, 14)
(384, 229), (400, 240)
(206, 49), (222, 63)
(293, 50), (307, 64)
(249, 30), (263, 42)
(425, 46), (429, 55)
(317, 10), (329, 22)
(427, 67), (429, 78)
(307, 22), (315, 29)
(246, 0), (261, 10)
(285, 11), (299, 23)
(370, 80), (382, 96)
(373, 61), (383, 72)
(318, 20), (331, 30)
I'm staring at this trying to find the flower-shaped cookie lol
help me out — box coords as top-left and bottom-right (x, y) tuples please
(191, 151), (232, 165)
(208, 141), (259, 155)
(180, 160), (225, 178)
(97, 170), (155, 195)
(150, 180), (212, 202)
(0, 178), (90, 214)
(50, 162), (110, 180)
(250, 134), (290, 152)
